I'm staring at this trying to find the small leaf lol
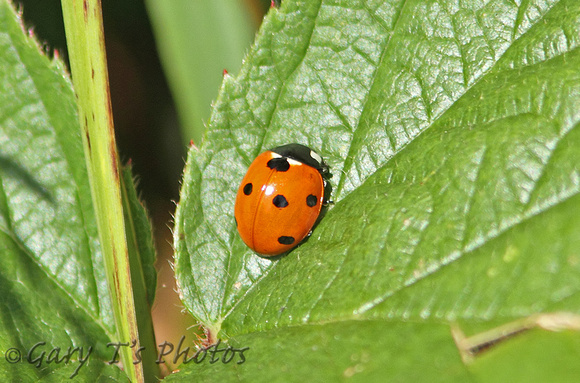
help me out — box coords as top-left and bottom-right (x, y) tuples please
(122, 163), (157, 308)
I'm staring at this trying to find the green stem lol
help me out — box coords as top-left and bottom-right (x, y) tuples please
(61, 1), (150, 381)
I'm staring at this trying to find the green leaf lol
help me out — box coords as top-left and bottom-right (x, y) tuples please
(0, 0), (113, 333)
(146, 0), (256, 145)
(0, 0), (119, 379)
(163, 321), (472, 382)
(0, 0), (157, 380)
(173, 0), (580, 380)
(470, 329), (580, 383)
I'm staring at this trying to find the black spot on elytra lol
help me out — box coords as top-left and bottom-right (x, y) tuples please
(243, 183), (253, 195)
(273, 195), (288, 208)
(278, 236), (295, 245)
(267, 157), (290, 172)
(306, 194), (317, 207)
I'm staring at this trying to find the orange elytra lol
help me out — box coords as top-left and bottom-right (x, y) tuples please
(234, 143), (330, 256)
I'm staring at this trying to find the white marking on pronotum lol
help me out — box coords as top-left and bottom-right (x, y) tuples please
(270, 152), (282, 158)
(310, 150), (322, 165)
(287, 158), (302, 166)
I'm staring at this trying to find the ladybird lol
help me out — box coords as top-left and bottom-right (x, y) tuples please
(234, 143), (330, 256)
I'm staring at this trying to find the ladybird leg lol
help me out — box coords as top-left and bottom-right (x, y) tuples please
(322, 179), (333, 206)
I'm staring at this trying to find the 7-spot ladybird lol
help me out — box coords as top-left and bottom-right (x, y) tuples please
(234, 143), (330, 256)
